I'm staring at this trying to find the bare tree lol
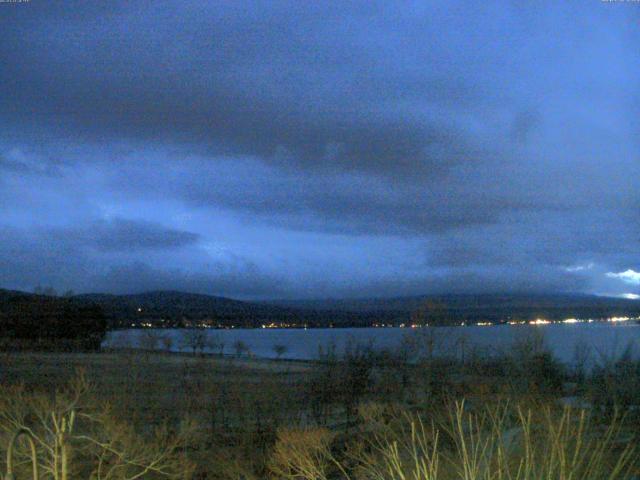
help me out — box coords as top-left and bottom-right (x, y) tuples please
(233, 340), (249, 358)
(0, 372), (195, 480)
(161, 334), (174, 353)
(273, 344), (288, 360)
(400, 327), (445, 363)
(180, 328), (208, 355)
(209, 332), (225, 356)
(138, 329), (162, 351)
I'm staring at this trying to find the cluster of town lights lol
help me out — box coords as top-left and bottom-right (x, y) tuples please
(500, 316), (636, 326)
(261, 322), (307, 329)
(133, 302), (639, 329)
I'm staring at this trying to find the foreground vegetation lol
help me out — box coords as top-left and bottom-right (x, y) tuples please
(1, 330), (639, 479)
(0, 291), (107, 351)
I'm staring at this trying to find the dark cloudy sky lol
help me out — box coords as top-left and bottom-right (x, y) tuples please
(1, 1), (639, 299)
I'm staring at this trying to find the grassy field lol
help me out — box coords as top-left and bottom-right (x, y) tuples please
(0, 351), (318, 479)
(0, 350), (312, 428)
(0, 342), (639, 479)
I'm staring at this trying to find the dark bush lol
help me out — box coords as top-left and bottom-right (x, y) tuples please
(588, 346), (640, 420)
(0, 294), (107, 350)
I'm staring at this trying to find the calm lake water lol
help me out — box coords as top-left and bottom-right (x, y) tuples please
(104, 323), (640, 365)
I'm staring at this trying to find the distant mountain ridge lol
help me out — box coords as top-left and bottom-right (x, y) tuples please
(72, 290), (305, 328)
(269, 292), (634, 311)
(2, 289), (640, 328)
(71, 290), (399, 328)
(268, 292), (640, 323)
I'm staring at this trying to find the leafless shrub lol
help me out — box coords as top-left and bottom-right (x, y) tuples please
(180, 329), (208, 355)
(233, 340), (249, 358)
(268, 427), (337, 480)
(161, 334), (174, 352)
(208, 332), (225, 356)
(272, 344), (288, 360)
(0, 371), (195, 480)
(138, 329), (162, 351)
(355, 401), (637, 480)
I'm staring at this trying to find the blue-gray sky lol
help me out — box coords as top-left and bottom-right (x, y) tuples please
(1, 1), (639, 299)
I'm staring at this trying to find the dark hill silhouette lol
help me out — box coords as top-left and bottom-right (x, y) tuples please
(0, 289), (107, 350)
(74, 290), (307, 328)
(72, 290), (397, 328)
(2, 289), (640, 330)
(267, 292), (640, 324)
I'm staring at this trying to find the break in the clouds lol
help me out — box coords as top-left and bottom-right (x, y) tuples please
(607, 270), (640, 286)
(0, 1), (639, 299)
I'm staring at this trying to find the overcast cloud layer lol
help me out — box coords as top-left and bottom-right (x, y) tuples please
(1, 1), (639, 299)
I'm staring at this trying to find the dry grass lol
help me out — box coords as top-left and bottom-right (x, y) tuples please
(0, 351), (312, 478)
(0, 351), (310, 428)
(269, 428), (335, 480)
(351, 401), (637, 480)
(0, 351), (638, 479)
(0, 371), (195, 479)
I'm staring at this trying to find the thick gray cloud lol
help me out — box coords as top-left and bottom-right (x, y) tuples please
(58, 218), (200, 252)
(0, 1), (639, 298)
(0, 1), (499, 178)
(0, 225), (283, 298)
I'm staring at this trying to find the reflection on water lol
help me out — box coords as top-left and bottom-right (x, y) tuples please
(104, 323), (640, 366)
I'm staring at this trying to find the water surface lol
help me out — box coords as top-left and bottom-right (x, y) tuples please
(104, 323), (640, 365)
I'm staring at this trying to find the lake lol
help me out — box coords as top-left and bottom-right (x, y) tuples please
(104, 322), (640, 365)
